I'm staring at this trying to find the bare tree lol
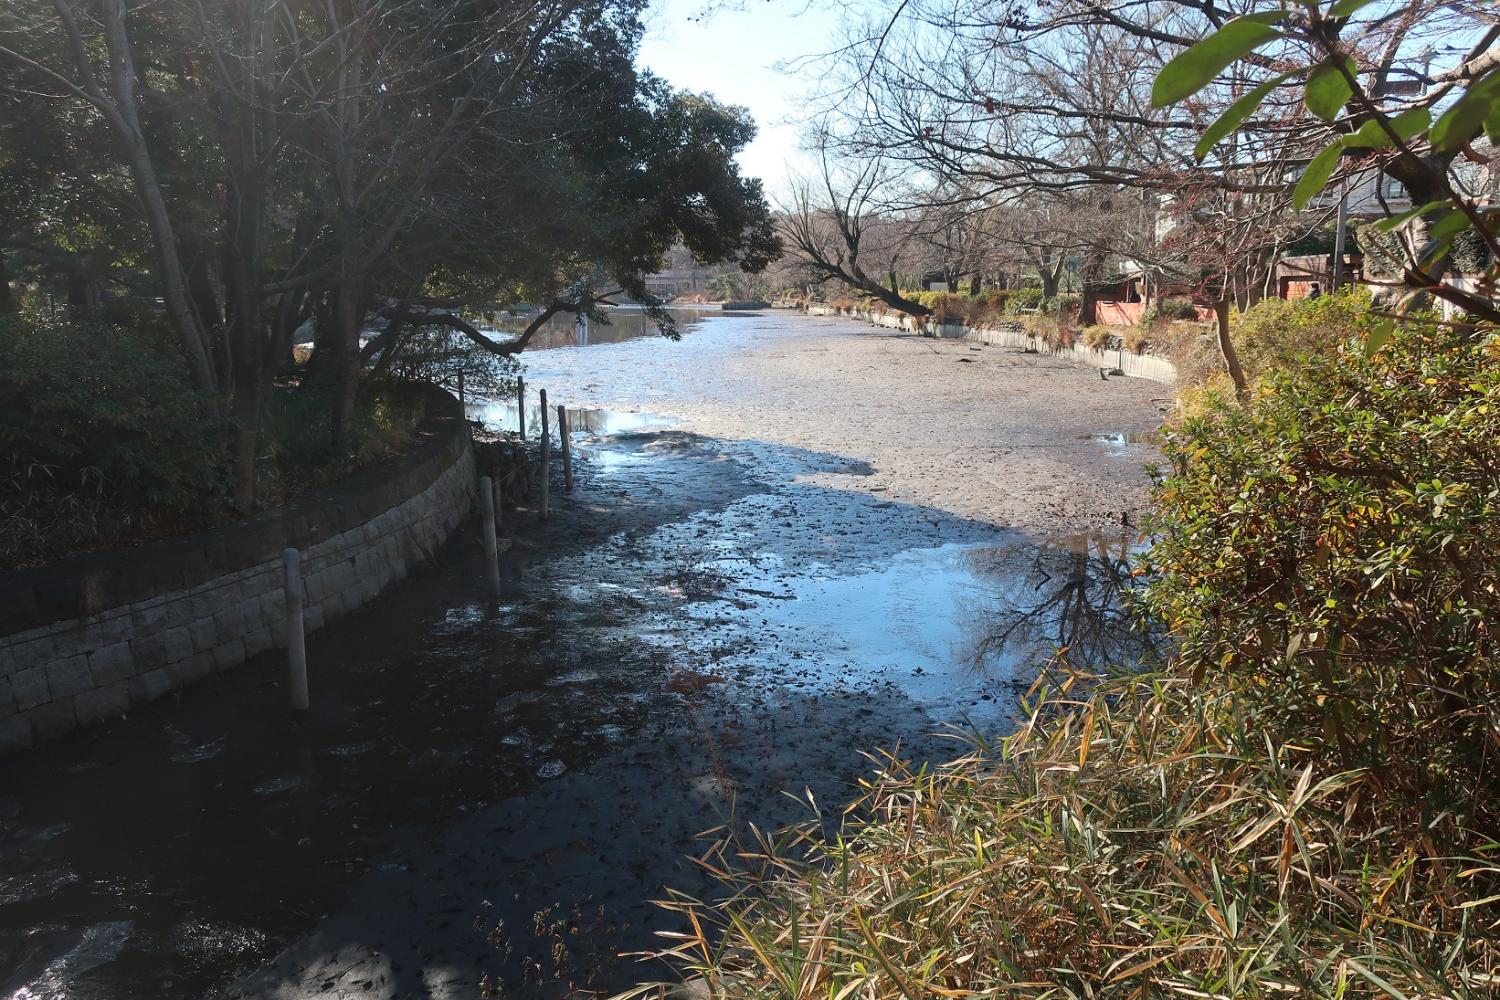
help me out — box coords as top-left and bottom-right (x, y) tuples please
(778, 145), (934, 316)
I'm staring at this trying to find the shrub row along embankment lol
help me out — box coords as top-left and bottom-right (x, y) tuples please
(803, 304), (1179, 384)
(0, 384), (474, 755)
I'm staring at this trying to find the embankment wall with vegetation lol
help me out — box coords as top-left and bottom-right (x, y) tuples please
(0, 385), (474, 755)
(802, 304), (1180, 384)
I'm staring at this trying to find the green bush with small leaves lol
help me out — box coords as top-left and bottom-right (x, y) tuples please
(1230, 286), (1380, 379)
(1003, 287), (1046, 314)
(1043, 293), (1080, 318)
(1138, 298), (1201, 327)
(1146, 325), (1500, 809)
(0, 311), (428, 566)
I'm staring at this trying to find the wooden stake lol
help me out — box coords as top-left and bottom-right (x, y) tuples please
(282, 548), (309, 711)
(480, 475), (501, 595)
(539, 389), (550, 519)
(558, 404), (573, 491)
(516, 376), (525, 438)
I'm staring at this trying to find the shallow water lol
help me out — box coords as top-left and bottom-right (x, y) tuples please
(0, 311), (1162, 1000)
(1090, 430), (1161, 456)
(482, 304), (721, 351)
(463, 401), (671, 438)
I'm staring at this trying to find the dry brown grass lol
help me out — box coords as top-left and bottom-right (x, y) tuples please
(618, 665), (1500, 999)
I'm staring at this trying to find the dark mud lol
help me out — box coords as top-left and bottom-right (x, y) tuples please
(0, 311), (1163, 1000)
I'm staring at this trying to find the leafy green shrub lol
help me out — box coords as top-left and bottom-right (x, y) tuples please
(0, 313), (229, 566)
(1139, 298), (1200, 326)
(976, 288), (1010, 310)
(1230, 286), (1378, 378)
(1004, 287), (1046, 314)
(0, 312), (431, 566)
(1146, 325), (1500, 810)
(1352, 220), (1405, 277)
(1282, 225), (1339, 257)
(900, 289), (1012, 326)
(1451, 227), (1493, 275)
(1043, 293), (1080, 319)
(923, 292), (971, 323)
(252, 381), (425, 508)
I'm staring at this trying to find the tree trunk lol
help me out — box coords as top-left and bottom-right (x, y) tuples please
(1078, 254), (1105, 325)
(0, 248), (15, 314)
(65, 262), (99, 318)
(231, 377), (261, 511)
(187, 246), (229, 392)
(1214, 298), (1249, 403)
(330, 282), (365, 450)
(968, 274), (981, 296)
(1041, 269), (1060, 298)
(97, 0), (219, 396)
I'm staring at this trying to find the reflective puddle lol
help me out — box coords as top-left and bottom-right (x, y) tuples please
(667, 531), (1161, 724)
(1089, 430), (1160, 456)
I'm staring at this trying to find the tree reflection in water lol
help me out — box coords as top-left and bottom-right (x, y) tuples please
(960, 532), (1164, 679)
(486, 306), (718, 350)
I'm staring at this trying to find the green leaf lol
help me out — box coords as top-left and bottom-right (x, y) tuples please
(1428, 209), (1471, 245)
(1431, 72), (1500, 152)
(1195, 75), (1288, 161)
(1364, 319), (1393, 358)
(1373, 201), (1448, 231)
(1152, 17), (1284, 109)
(1391, 106), (1434, 141)
(1416, 209), (1471, 265)
(1306, 57), (1356, 122)
(1343, 108), (1430, 149)
(1329, 0), (1383, 16)
(1294, 143), (1344, 210)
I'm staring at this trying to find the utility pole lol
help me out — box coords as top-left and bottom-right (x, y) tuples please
(1331, 183), (1349, 292)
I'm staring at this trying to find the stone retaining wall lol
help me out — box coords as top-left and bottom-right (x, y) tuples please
(803, 305), (1179, 385)
(0, 384), (475, 755)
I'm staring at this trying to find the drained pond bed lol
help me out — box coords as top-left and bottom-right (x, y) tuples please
(0, 310), (1166, 999)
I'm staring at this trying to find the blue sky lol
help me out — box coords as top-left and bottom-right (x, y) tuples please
(637, 0), (842, 197)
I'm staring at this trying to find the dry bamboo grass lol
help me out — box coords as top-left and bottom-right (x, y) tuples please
(617, 669), (1500, 1000)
